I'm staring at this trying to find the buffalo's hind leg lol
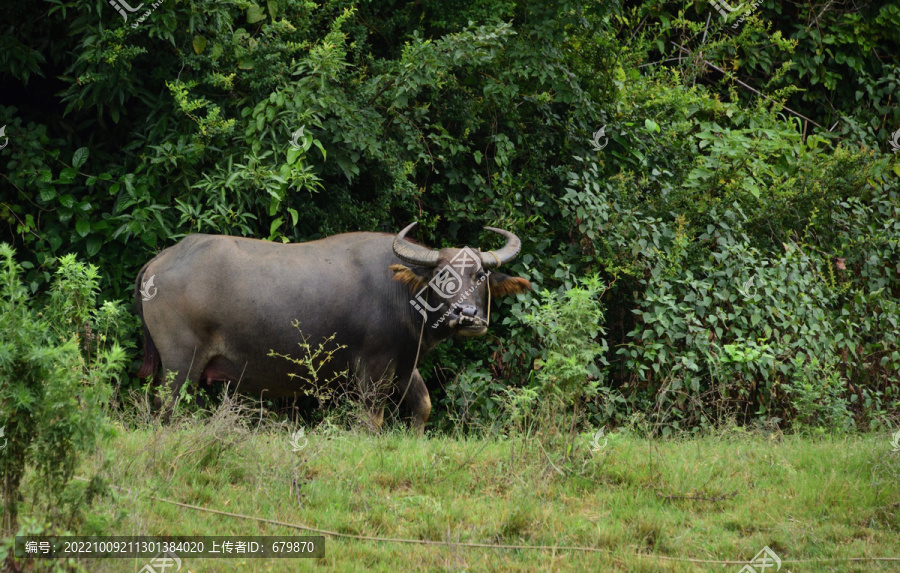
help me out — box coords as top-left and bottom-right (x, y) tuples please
(154, 340), (207, 421)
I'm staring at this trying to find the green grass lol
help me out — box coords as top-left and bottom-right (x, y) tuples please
(23, 401), (900, 572)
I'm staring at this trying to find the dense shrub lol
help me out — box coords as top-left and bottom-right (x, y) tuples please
(0, 244), (129, 536)
(612, 1), (900, 149)
(556, 64), (900, 431)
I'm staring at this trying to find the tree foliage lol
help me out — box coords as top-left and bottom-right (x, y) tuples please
(1, 0), (897, 432)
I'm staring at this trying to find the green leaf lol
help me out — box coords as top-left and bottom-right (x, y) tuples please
(644, 119), (660, 134)
(267, 0), (278, 19)
(141, 230), (158, 247)
(313, 139), (326, 161)
(269, 217), (284, 238)
(59, 194), (75, 208)
(59, 167), (77, 183)
(247, 4), (266, 23)
(193, 36), (207, 55)
(473, 150), (483, 165)
(287, 147), (303, 165)
(72, 147), (89, 169)
(75, 219), (91, 237)
(744, 177), (761, 200)
(288, 208), (298, 227)
(39, 188), (57, 202)
(86, 236), (102, 257)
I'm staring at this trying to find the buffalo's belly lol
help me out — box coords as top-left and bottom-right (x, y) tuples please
(200, 341), (355, 398)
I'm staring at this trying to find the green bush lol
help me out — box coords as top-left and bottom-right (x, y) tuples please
(524, 275), (609, 405)
(439, 362), (506, 434)
(783, 356), (853, 433)
(498, 276), (611, 436)
(0, 244), (127, 536)
(552, 57), (899, 432)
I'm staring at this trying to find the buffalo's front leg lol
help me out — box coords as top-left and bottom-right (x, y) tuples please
(401, 369), (431, 435)
(368, 405), (385, 432)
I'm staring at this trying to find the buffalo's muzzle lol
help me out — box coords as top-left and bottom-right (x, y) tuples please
(449, 303), (487, 335)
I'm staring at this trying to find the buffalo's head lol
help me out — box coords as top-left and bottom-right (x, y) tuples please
(389, 222), (531, 337)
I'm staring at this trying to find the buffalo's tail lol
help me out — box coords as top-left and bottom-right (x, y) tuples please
(135, 262), (160, 378)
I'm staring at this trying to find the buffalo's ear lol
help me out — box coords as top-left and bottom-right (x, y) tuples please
(390, 264), (428, 292)
(489, 272), (532, 297)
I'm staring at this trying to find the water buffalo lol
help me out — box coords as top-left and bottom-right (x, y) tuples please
(135, 223), (530, 433)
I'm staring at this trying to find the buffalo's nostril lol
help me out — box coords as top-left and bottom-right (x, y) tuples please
(460, 305), (477, 317)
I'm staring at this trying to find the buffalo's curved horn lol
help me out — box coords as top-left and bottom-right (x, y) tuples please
(393, 222), (440, 267)
(480, 227), (521, 269)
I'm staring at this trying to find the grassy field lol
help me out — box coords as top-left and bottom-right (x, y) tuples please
(37, 399), (900, 573)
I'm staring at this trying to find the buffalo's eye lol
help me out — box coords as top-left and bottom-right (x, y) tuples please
(475, 270), (486, 280)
